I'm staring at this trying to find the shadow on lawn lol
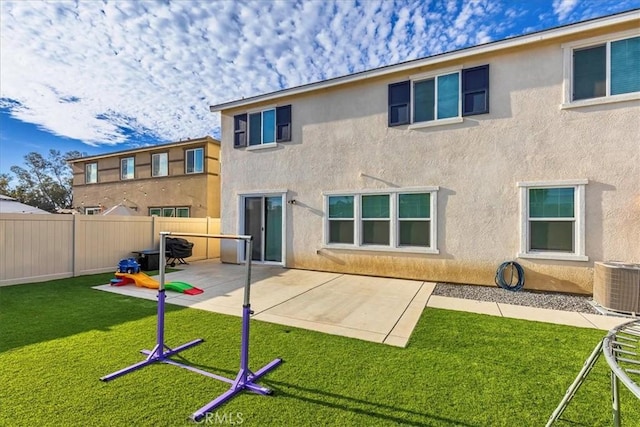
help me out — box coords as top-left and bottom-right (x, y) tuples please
(267, 379), (479, 427)
(0, 273), (187, 353)
(161, 354), (477, 426)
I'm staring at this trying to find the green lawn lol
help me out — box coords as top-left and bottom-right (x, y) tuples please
(1, 273), (638, 426)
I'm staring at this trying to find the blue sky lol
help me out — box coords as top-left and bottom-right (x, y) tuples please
(1, 0), (638, 177)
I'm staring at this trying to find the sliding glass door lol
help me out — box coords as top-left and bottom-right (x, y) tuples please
(243, 195), (283, 263)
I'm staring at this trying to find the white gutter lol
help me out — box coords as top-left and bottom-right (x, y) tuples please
(209, 10), (639, 112)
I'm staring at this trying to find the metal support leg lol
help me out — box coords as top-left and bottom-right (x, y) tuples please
(546, 340), (603, 427)
(612, 370), (621, 427)
(190, 303), (282, 422)
(100, 276), (205, 382)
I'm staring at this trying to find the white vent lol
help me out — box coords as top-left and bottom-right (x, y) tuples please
(593, 262), (640, 314)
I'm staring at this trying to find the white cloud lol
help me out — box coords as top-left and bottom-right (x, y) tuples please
(0, 0), (633, 151)
(553, 0), (579, 21)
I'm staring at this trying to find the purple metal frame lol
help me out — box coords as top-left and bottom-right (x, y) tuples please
(190, 303), (283, 421)
(100, 232), (282, 420)
(99, 287), (204, 381)
(190, 235), (282, 421)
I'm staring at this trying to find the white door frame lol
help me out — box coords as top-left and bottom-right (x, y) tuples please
(237, 190), (288, 267)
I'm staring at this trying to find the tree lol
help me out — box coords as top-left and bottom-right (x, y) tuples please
(8, 149), (83, 212)
(0, 173), (14, 197)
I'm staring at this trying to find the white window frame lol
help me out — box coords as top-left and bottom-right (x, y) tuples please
(237, 190), (288, 267)
(361, 194), (391, 246)
(120, 157), (135, 180)
(246, 105), (278, 150)
(518, 179), (588, 262)
(185, 148), (204, 174)
(149, 207), (189, 217)
(176, 207), (190, 217)
(152, 152), (168, 177)
(327, 195), (355, 245)
(85, 162), (97, 184)
(561, 29), (640, 109)
(85, 207), (101, 215)
(323, 187), (439, 254)
(408, 67), (463, 129)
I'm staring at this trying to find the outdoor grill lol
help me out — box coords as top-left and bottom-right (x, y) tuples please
(165, 237), (194, 266)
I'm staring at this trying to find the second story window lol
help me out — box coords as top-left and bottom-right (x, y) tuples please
(572, 35), (639, 101)
(413, 72), (460, 122)
(233, 105), (292, 148)
(185, 148), (203, 174)
(85, 163), (97, 184)
(120, 157), (134, 180)
(388, 65), (489, 127)
(152, 153), (168, 177)
(250, 109), (275, 145)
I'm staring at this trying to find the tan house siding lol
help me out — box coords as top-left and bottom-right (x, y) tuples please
(70, 136), (220, 218)
(214, 14), (640, 294)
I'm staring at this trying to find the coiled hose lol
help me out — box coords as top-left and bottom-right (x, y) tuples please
(495, 261), (525, 291)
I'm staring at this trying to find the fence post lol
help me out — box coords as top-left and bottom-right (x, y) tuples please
(151, 215), (158, 249)
(206, 217), (211, 259)
(72, 214), (80, 277)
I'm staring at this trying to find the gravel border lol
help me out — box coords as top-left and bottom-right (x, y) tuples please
(432, 283), (598, 314)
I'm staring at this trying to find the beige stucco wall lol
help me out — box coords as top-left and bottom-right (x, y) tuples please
(219, 27), (640, 294)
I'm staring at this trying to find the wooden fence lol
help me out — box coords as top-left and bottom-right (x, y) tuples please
(0, 214), (221, 286)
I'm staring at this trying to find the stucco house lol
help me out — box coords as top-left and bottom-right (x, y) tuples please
(210, 11), (639, 294)
(69, 136), (220, 218)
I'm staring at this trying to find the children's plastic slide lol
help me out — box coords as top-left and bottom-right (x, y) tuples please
(113, 272), (203, 295)
(165, 281), (204, 295)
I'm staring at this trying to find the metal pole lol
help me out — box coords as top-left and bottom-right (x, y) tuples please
(546, 340), (603, 427)
(240, 238), (253, 373)
(612, 370), (620, 427)
(245, 239), (252, 307)
(156, 232), (168, 354)
(159, 232), (167, 291)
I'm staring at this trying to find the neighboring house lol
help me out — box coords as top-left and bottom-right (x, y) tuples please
(210, 11), (640, 294)
(0, 194), (51, 214)
(69, 136), (220, 218)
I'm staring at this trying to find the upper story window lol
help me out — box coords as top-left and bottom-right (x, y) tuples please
(563, 32), (639, 107)
(518, 179), (588, 262)
(185, 148), (204, 174)
(85, 163), (97, 184)
(388, 65), (489, 127)
(120, 157), (134, 180)
(324, 187), (439, 254)
(152, 153), (168, 177)
(233, 105), (292, 148)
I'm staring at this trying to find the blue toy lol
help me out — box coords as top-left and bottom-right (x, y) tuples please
(118, 258), (141, 274)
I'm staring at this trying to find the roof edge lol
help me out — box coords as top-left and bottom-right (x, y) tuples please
(67, 136), (219, 163)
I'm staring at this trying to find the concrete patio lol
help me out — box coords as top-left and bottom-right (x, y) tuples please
(94, 260), (632, 347)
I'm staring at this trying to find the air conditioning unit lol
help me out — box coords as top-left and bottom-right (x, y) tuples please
(220, 239), (243, 264)
(593, 262), (640, 314)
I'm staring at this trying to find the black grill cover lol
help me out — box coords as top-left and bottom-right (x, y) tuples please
(165, 237), (194, 258)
